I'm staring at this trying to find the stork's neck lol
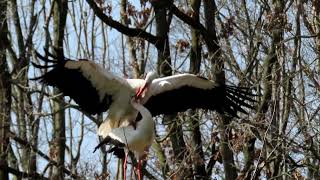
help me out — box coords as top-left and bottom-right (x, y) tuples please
(130, 100), (153, 129)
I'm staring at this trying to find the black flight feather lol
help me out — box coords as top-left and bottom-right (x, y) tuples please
(31, 50), (112, 114)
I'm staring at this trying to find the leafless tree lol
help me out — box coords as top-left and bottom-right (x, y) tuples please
(0, 0), (319, 179)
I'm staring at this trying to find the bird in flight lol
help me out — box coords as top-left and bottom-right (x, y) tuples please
(32, 49), (256, 138)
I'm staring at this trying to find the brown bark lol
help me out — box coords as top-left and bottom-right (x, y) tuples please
(309, 0), (320, 179)
(152, 0), (172, 76)
(170, 4), (219, 53)
(152, 140), (170, 178)
(51, 0), (68, 179)
(0, 1), (10, 179)
(188, 0), (207, 179)
(204, 1), (237, 180)
(9, 131), (79, 179)
(167, 116), (189, 179)
(254, 0), (285, 178)
(8, 0), (38, 176)
(120, 0), (140, 78)
(151, 1), (188, 178)
(313, 0), (320, 72)
(189, 0), (201, 75)
(85, 0), (160, 48)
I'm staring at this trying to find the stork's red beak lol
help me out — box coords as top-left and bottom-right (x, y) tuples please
(135, 83), (147, 99)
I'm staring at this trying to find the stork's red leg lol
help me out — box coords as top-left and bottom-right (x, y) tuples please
(123, 153), (128, 180)
(137, 159), (142, 180)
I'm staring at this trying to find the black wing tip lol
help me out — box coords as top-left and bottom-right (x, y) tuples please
(34, 47), (69, 65)
(31, 47), (69, 80)
(35, 50), (57, 63)
(224, 85), (258, 117)
(44, 47), (58, 59)
(226, 85), (262, 97)
(31, 61), (57, 69)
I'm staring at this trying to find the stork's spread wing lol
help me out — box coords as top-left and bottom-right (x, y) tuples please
(32, 49), (132, 114)
(142, 74), (256, 117)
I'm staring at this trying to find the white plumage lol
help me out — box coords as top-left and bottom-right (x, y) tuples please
(139, 73), (215, 102)
(93, 97), (155, 157)
(93, 97), (154, 180)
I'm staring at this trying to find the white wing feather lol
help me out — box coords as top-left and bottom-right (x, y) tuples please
(65, 60), (133, 100)
(141, 74), (216, 103)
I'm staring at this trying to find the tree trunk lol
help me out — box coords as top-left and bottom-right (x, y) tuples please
(313, 0), (320, 72)
(188, 0), (207, 179)
(151, 140), (170, 178)
(204, 1), (237, 179)
(152, 1), (172, 76)
(120, 0), (140, 78)
(310, 3), (320, 178)
(0, 1), (10, 179)
(151, 1), (188, 179)
(51, 0), (68, 179)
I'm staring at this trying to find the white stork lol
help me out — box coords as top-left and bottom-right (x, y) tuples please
(32, 49), (256, 138)
(93, 97), (154, 180)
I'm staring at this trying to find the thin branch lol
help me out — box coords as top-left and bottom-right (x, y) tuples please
(169, 4), (219, 52)
(85, 0), (161, 48)
(9, 131), (79, 179)
(0, 164), (48, 180)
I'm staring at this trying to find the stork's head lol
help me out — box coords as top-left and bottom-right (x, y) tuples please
(135, 71), (158, 99)
(145, 71), (158, 84)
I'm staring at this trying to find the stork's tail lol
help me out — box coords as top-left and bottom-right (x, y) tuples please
(223, 85), (257, 117)
(93, 136), (126, 159)
(93, 136), (112, 153)
(107, 147), (125, 159)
